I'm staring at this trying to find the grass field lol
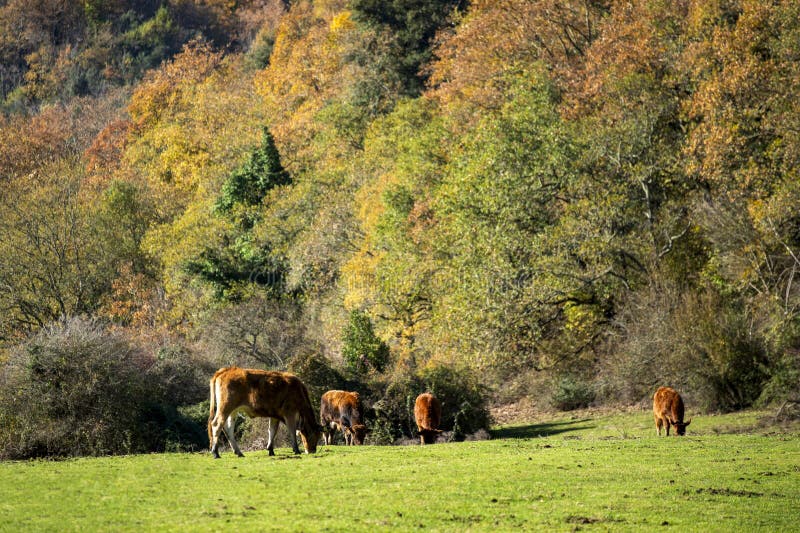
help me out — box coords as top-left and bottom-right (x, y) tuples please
(1, 410), (798, 532)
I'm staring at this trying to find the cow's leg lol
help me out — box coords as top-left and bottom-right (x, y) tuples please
(224, 414), (245, 457)
(210, 418), (223, 458)
(284, 413), (302, 454)
(266, 417), (280, 456)
(655, 416), (663, 436)
(210, 408), (229, 458)
(665, 420), (671, 436)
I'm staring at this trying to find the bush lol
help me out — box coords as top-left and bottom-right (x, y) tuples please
(368, 369), (423, 444)
(341, 310), (390, 375)
(367, 363), (491, 443)
(601, 284), (769, 412)
(419, 365), (492, 440)
(0, 318), (207, 459)
(286, 351), (349, 406)
(550, 376), (595, 411)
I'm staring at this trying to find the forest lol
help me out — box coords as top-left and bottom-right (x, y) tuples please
(0, 0), (798, 458)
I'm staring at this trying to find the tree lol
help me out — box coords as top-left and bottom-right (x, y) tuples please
(342, 309), (390, 374)
(0, 163), (113, 340)
(428, 0), (609, 114)
(350, 0), (465, 92)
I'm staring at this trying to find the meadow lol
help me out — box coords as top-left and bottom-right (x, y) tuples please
(1, 410), (798, 532)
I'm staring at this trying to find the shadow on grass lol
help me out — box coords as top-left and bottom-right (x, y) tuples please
(490, 419), (595, 439)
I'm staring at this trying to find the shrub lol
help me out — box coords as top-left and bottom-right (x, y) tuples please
(419, 365), (492, 440)
(368, 369), (423, 444)
(550, 376), (595, 411)
(0, 318), (147, 458)
(366, 363), (491, 443)
(341, 310), (390, 375)
(601, 283), (769, 412)
(286, 351), (349, 406)
(0, 318), (207, 459)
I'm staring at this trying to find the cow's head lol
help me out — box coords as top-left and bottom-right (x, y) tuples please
(419, 428), (443, 444)
(297, 419), (323, 453)
(348, 424), (368, 445)
(671, 418), (692, 436)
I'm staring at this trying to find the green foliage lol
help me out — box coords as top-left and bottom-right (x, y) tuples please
(118, 6), (181, 76)
(350, 0), (464, 91)
(215, 128), (290, 217)
(550, 376), (596, 411)
(342, 310), (390, 375)
(184, 128), (291, 300)
(368, 369), (423, 442)
(287, 351), (349, 405)
(365, 363), (491, 443)
(0, 166), (114, 340)
(418, 364), (492, 440)
(3, 0), (800, 432)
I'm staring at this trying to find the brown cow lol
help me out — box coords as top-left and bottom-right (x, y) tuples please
(208, 367), (322, 457)
(414, 392), (443, 445)
(320, 390), (368, 445)
(653, 386), (692, 436)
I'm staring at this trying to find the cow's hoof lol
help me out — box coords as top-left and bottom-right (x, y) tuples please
(268, 449), (275, 456)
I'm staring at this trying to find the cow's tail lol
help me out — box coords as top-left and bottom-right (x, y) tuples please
(298, 381), (317, 430)
(208, 372), (219, 449)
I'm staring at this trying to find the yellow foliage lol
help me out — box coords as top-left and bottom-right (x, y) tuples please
(330, 11), (354, 33)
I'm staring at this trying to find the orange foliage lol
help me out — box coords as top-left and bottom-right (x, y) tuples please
(427, 0), (608, 114)
(83, 119), (134, 188)
(99, 263), (166, 329)
(0, 93), (125, 182)
(682, 1), (782, 199)
(565, 0), (689, 119)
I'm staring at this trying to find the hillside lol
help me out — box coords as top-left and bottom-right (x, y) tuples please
(0, 1), (799, 459)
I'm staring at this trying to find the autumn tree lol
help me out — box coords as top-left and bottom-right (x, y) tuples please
(0, 164), (114, 340)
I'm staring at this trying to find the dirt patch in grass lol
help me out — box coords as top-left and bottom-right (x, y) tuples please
(688, 488), (764, 498)
(490, 401), (646, 427)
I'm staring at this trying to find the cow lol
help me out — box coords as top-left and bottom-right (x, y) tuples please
(319, 390), (368, 445)
(208, 367), (322, 458)
(653, 386), (692, 436)
(414, 392), (443, 445)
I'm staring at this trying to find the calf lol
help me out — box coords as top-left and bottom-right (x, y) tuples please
(653, 386), (692, 436)
(208, 367), (322, 457)
(414, 392), (443, 445)
(320, 390), (367, 445)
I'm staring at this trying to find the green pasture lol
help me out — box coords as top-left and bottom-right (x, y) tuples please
(1, 410), (798, 532)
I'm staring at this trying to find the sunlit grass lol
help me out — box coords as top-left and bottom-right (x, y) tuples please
(1, 410), (797, 531)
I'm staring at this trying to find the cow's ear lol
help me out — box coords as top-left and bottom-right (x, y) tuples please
(684, 418), (692, 426)
(435, 429), (444, 434)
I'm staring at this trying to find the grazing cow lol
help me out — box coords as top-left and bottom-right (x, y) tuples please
(653, 386), (692, 436)
(208, 367), (322, 458)
(414, 392), (443, 445)
(320, 390), (368, 445)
